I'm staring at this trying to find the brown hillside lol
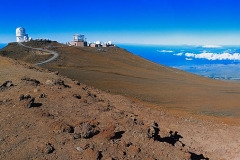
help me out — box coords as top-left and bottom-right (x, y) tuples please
(0, 42), (52, 64)
(45, 46), (240, 118)
(1, 56), (240, 159)
(2, 41), (240, 118)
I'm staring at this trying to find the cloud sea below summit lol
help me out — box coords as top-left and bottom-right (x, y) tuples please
(119, 44), (240, 80)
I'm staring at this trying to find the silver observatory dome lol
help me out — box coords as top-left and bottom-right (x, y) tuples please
(16, 27), (26, 37)
(16, 27), (30, 42)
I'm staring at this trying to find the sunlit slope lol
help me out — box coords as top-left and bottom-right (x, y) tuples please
(44, 46), (240, 117)
(2, 41), (240, 117)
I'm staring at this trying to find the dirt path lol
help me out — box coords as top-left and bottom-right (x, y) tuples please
(18, 42), (58, 65)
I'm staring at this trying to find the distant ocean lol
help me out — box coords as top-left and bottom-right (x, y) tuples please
(118, 44), (240, 80)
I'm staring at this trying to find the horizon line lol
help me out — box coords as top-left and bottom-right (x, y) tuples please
(1, 41), (240, 47)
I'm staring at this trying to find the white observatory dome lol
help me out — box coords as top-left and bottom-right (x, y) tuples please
(16, 27), (26, 37)
(16, 27), (30, 42)
(95, 41), (101, 45)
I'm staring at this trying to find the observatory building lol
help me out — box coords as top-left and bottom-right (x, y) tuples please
(103, 41), (114, 47)
(16, 27), (31, 42)
(69, 34), (87, 47)
(68, 34), (115, 48)
(89, 40), (115, 47)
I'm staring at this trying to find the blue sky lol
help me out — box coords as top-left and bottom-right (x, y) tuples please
(1, 0), (240, 45)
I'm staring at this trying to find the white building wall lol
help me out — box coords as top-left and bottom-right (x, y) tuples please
(16, 27), (29, 42)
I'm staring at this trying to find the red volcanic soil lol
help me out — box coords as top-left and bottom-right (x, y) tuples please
(1, 41), (240, 159)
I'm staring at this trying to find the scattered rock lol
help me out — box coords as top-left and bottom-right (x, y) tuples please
(73, 94), (81, 99)
(147, 126), (156, 139)
(74, 121), (99, 139)
(147, 121), (160, 139)
(39, 110), (54, 119)
(76, 146), (83, 152)
(74, 81), (81, 86)
(19, 94), (25, 101)
(39, 93), (46, 98)
(5, 81), (13, 87)
(46, 79), (56, 85)
(82, 85), (88, 90)
(124, 142), (133, 147)
(21, 77), (40, 85)
(25, 94), (31, 99)
(50, 120), (73, 133)
(54, 71), (59, 75)
(0, 80), (13, 90)
(37, 143), (54, 154)
(3, 98), (12, 103)
(33, 88), (40, 92)
(25, 97), (35, 108)
(56, 79), (70, 88)
(87, 91), (97, 98)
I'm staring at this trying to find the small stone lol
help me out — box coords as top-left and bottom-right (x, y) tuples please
(25, 97), (35, 108)
(19, 94), (24, 101)
(46, 80), (56, 85)
(6, 81), (13, 87)
(74, 81), (80, 86)
(25, 94), (31, 99)
(50, 120), (73, 133)
(160, 111), (165, 116)
(74, 122), (99, 139)
(73, 94), (81, 99)
(76, 147), (83, 152)
(38, 143), (54, 154)
(0, 80), (13, 89)
(147, 126), (155, 138)
(34, 88), (40, 92)
(39, 93), (46, 98)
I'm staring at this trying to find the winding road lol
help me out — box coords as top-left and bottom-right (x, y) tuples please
(18, 42), (59, 65)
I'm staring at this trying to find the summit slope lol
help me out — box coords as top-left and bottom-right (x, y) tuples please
(2, 41), (240, 118)
(1, 56), (240, 159)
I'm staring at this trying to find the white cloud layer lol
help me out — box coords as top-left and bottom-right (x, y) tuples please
(174, 52), (183, 56)
(185, 52), (240, 60)
(202, 45), (222, 48)
(185, 58), (193, 61)
(157, 50), (174, 53)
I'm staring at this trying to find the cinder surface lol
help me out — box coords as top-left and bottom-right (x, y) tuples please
(0, 57), (240, 159)
(1, 41), (240, 159)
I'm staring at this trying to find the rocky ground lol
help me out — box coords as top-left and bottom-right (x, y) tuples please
(1, 55), (240, 159)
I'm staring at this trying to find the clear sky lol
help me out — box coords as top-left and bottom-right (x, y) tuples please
(1, 0), (240, 45)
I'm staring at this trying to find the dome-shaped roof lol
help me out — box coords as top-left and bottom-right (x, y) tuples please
(16, 27), (26, 36)
(95, 41), (101, 45)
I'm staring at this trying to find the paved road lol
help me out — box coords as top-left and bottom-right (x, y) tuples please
(18, 42), (59, 65)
